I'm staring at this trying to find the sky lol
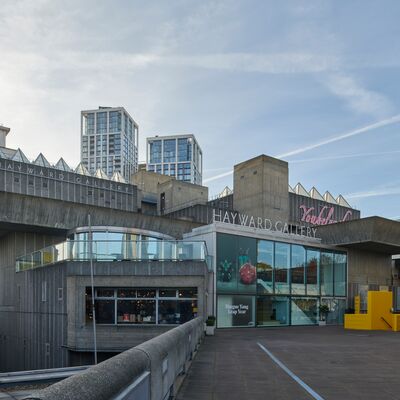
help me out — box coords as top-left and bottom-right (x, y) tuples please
(0, 0), (399, 218)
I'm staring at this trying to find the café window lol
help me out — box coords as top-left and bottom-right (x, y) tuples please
(85, 287), (198, 325)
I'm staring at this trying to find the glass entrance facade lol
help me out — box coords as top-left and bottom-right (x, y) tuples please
(216, 233), (347, 328)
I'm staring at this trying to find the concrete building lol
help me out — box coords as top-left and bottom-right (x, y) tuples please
(1, 130), (400, 373)
(146, 134), (203, 185)
(81, 107), (139, 181)
(0, 125), (10, 147)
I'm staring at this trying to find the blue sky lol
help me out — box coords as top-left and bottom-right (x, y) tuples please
(0, 0), (399, 218)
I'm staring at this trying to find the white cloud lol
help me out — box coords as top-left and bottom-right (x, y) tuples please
(323, 73), (394, 118)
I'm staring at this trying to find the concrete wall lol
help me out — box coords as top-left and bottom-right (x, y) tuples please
(347, 248), (393, 310)
(66, 273), (206, 353)
(0, 158), (138, 212)
(131, 170), (173, 194)
(0, 231), (68, 372)
(0, 252), (207, 372)
(233, 155), (289, 223)
(0, 191), (202, 239)
(348, 248), (393, 287)
(158, 180), (208, 215)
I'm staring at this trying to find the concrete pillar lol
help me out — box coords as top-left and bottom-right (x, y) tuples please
(0, 125), (10, 147)
(233, 154), (289, 224)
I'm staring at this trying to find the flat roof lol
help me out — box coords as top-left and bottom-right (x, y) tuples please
(316, 216), (400, 254)
(184, 222), (333, 249)
(81, 107), (138, 126)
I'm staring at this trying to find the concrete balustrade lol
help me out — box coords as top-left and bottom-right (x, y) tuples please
(24, 317), (203, 400)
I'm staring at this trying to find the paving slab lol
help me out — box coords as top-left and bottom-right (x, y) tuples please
(177, 326), (400, 400)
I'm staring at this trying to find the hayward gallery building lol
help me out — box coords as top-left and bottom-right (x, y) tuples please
(1, 147), (400, 372)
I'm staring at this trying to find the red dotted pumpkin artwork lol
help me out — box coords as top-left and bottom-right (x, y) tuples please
(238, 252), (256, 285)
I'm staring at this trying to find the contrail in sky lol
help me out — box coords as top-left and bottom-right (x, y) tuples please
(288, 149), (400, 164)
(203, 114), (400, 183)
(345, 187), (400, 199)
(275, 114), (400, 158)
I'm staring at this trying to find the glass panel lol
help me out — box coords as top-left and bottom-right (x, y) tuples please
(178, 138), (191, 162)
(291, 298), (318, 325)
(178, 288), (197, 298)
(257, 296), (289, 326)
(96, 289), (114, 297)
(109, 111), (121, 132)
(334, 253), (347, 296)
(217, 234), (238, 293)
(306, 249), (319, 295)
(320, 252), (334, 296)
(237, 238), (257, 293)
(137, 289), (156, 298)
(163, 139), (176, 162)
(85, 287), (93, 323)
(291, 245), (305, 295)
(95, 300), (115, 324)
(149, 140), (162, 163)
(117, 289), (136, 298)
(141, 239), (161, 260)
(158, 300), (197, 324)
(117, 300), (156, 324)
(85, 113), (95, 134)
(257, 240), (273, 294)
(124, 236), (139, 260)
(274, 242), (290, 294)
(217, 295), (255, 328)
(96, 112), (107, 134)
(162, 241), (174, 260)
(159, 289), (177, 298)
(321, 298), (346, 325)
(217, 234), (257, 295)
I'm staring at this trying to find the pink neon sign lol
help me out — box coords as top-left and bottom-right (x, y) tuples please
(299, 205), (352, 226)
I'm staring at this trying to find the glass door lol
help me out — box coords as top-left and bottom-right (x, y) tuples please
(257, 296), (289, 327)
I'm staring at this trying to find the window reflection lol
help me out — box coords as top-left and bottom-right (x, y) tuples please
(71, 230), (206, 262)
(158, 300), (197, 324)
(291, 298), (318, 325)
(257, 296), (289, 326)
(257, 241), (273, 294)
(291, 245), (305, 295)
(95, 300), (115, 324)
(306, 249), (319, 295)
(321, 252), (334, 296)
(117, 300), (156, 324)
(274, 243), (290, 294)
(334, 253), (347, 296)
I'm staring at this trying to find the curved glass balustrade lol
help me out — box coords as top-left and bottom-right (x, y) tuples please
(16, 240), (210, 272)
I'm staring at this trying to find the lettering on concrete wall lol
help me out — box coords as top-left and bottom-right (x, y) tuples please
(0, 160), (131, 193)
(212, 209), (318, 239)
(299, 205), (352, 226)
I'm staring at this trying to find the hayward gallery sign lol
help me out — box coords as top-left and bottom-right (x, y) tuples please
(212, 209), (318, 239)
(0, 159), (131, 193)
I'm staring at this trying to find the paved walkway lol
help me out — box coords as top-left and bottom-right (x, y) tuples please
(177, 326), (400, 400)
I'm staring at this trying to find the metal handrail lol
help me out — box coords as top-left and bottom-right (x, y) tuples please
(16, 240), (211, 272)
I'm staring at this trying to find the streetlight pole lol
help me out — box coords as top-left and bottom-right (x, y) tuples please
(88, 213), (98, 364)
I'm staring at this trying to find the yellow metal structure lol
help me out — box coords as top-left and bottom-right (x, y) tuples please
(354, 295), (360, 314)
(345, 291), (400, 331)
